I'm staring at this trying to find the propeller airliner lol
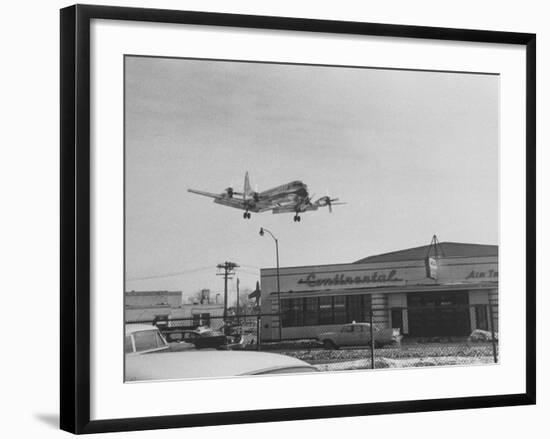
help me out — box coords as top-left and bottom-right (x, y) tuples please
(188, 172), (345, 222)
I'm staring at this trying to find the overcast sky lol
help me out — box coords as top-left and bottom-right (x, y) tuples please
(124, 56), (499, 300)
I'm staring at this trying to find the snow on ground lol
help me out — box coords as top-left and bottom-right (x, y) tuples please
(314, 356), (496, 372)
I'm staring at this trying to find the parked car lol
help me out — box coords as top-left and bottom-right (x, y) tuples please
(125, 350), (317, 381)
(125, 324), (170, 355)
(166, 328), (233, 349)
(318, 322), (401, 349)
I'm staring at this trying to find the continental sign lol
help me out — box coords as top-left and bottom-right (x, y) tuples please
(297, 270), (403, 288)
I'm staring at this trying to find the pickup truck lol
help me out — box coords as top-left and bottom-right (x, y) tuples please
(318, 322), (401, 349)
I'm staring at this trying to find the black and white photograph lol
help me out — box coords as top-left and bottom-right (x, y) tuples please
(124, 55), (500, 381)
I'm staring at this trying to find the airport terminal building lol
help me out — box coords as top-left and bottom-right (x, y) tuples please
(259, 242), (498, 341)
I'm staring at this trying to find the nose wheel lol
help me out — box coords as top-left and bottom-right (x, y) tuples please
(293, 214), (301, 222)
(243, 211), (251, 219)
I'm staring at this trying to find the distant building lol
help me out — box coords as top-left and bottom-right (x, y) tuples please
(125, 290), (182, 308)
(125, 290), (224, 327)
(260, 242), (498, 341)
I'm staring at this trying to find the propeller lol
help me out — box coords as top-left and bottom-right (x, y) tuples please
(229, 181), (245, 198)
(305, 193), (316, 206)
(316, 194), (345, 213)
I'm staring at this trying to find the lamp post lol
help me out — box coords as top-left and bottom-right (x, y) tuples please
(259, 227), (282, 341)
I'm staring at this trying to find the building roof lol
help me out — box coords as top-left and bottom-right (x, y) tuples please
(125, 290), (182, 296)
(354, 242), (498, 264)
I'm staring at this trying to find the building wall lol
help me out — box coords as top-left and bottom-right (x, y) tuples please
(125, 305), (172, 322)
(124, 290), (225, 326)
(125, 291), (182, 308)
(260, 255), (498, 341)
(260, 256), (498, 298)
(372, 293), (389, 328)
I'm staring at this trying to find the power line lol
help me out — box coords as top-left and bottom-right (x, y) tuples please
(126, 265), (215, 281)
(239, 263), (262, 270)
(126, 261), (263, 282)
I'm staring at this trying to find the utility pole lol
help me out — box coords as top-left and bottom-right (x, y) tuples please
(236, 278), (240, 322)
(217, 261), (238, 334)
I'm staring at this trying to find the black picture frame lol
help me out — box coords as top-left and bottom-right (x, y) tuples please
(60, 4), (536, 434)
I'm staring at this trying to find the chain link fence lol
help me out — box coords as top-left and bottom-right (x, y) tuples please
(126, 303), (498, 372)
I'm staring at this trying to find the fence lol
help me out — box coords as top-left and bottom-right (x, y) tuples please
(126, 303), (498, 372)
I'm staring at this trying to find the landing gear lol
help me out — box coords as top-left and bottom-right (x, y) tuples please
(293, 214), (301, 222)
(243, 211), (251, 219)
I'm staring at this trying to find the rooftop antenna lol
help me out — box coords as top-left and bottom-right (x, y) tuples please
(425, 234), (445, 259)
(425, 235), (444, 280)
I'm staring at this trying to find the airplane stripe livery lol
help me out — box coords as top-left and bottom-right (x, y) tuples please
(187, 172), (345, 222)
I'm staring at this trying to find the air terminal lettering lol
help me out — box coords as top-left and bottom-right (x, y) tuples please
(297, 270), (403, 288)
(466, 269), (498, 280)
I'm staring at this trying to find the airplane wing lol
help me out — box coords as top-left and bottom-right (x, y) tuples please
(272, 199), (326, 214)
(271, 205), (297, 214)
(188, 189), (253, 211)
(213, 197), (273, 213)
(187, 189), (223, 199)
(189, 188), (276, 213)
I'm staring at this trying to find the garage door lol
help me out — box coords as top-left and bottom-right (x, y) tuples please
(407, 291), (470, 337)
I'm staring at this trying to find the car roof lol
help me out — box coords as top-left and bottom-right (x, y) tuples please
(125, 350), (316, 381)
(125, 324), (159, 335)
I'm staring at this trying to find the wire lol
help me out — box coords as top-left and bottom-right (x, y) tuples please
(240, 263), (262, 270)
(126, 265), (215, 281)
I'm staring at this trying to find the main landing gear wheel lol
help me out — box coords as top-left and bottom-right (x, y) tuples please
(293, 215), (301, 222)
(243, 211), (251, 219)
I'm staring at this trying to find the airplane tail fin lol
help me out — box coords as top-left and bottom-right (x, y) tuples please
(244, 171), (252, 199)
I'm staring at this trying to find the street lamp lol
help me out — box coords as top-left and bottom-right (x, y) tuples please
(259, 227), (282, 341)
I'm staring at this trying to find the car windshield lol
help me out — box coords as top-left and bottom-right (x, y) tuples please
(133, 330), (167, 352)
(124, 335), (134, 353)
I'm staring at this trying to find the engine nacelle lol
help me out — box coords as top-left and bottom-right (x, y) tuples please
(225, 187), (234, 198)
(316, 196), (330, 206)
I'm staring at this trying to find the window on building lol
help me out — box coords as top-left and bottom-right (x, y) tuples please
(304, 297), (319, 326)
(192, 314), (201, 327)
(281, 298), (304, 327)
(475, 305), (489, 330)
(200, 313), (211, 327)
(391, 308), (404, 334)
(280, 294), (373, 328)
(319, 297), (333, 325)
(281, 299), (291, 327)
(347, 295), (363, 322)
(291, 299), (304, 327)
(334, 296), (347, 324)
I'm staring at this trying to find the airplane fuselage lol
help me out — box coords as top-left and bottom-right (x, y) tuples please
(257, 181), (308, 201)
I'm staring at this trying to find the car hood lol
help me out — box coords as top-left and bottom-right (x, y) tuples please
(126, 350), (316, 381)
